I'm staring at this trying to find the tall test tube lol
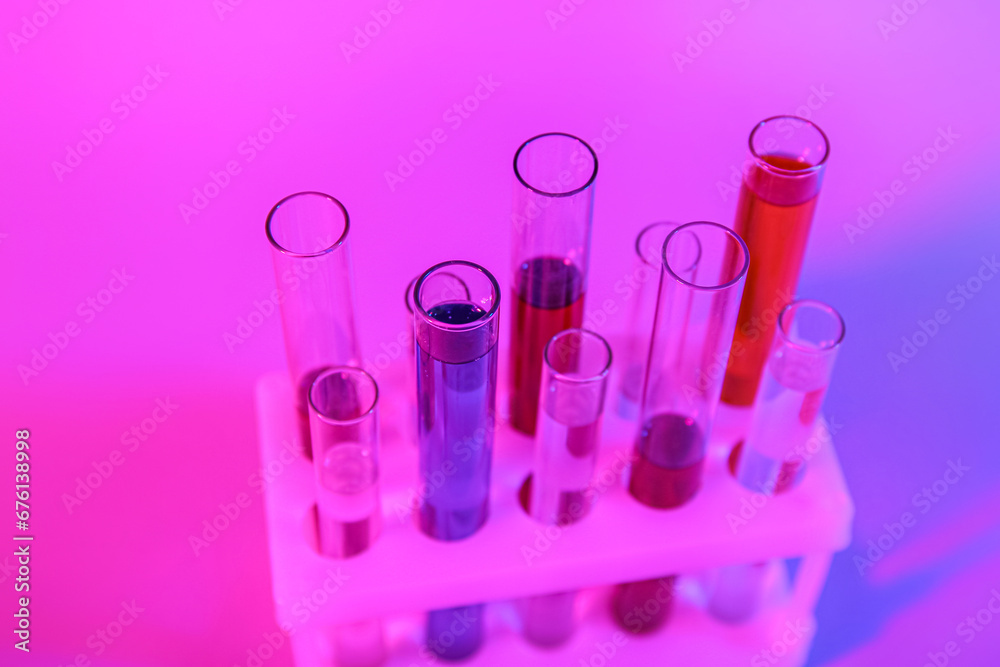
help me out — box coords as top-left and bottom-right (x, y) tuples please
(413, 261), (500, 661)
(629, 222), (749, 509)
(616, 222), (678, 420)
(266, 192), (361, 459)
(523, 328), (612, 647)
(736, 299), (845, 494)
(509, 132), (598, 435)
(721, 117), (830, 407)
(614, 222), (747, 632)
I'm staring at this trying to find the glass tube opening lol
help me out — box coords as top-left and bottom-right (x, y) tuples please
(514, 132), (598, 197)
(777, 299), (846, 353)
(266, 191), (350, 257)
(749, 116), (830, 174)
(663, 221), (747, 291)
(544, 328), (612, 381)
(415, 261), (500, 331)
(406, 271), (472, 315)
(636, 222), (680, 267)
(309, 367), (378, 425)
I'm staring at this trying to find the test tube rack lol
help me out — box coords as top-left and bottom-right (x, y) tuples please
(254, 352), (853, 666)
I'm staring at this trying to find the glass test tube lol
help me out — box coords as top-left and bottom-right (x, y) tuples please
(309, 367), (381, 558)
(616, 222), (678, 420)
(309, 368), (385, 666)
(414, 261), (500, 661)
(523, 328), (612, 647)
(721, 117), (830, 407)
(267, 192), (361, 459)
(404, 273), (471, 446)
(628, 222), (749, 509)
(509, 132), (598, 435)
(705, 562), (770, 624)
(736, 299), (845, 494)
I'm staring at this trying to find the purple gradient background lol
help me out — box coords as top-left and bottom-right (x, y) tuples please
(3, 0), (999, 665)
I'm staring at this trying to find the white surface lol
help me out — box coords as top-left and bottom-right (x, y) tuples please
(254, 361), (853, 634)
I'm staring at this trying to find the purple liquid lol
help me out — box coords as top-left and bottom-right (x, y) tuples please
(417, 302), (497, 540)
(509, 257), (585, 434)
(628, 413), (705, 509)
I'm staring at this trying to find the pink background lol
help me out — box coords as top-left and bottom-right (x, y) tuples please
(3, 0), (999, 664)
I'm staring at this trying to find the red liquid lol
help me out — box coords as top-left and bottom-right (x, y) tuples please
(612, 576), (676, 634)
(721, 154), (821, 406)
(628, 413), (705, 509)
(508, 257), (585, 435)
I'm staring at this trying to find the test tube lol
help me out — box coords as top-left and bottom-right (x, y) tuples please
(266, 192), (361, 459)
(705, 562), (770, 624)
(403, 273), (471, 445)
(721, 117), (830, 407)
(509, 132), (598, 435)
(616, 222), (678, 420)
(308, 367), (381, 558)
(629, 222), (749, 509)
(523, 328), (612, 647)
(414, 261), (500, 661)
(736, 299), (845, 494)
(309, 368), (385, 666)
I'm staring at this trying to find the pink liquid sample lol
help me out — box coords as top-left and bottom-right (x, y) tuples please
(737, 367), (828, 494)
(530, 413), (600, 525)
(316, 443), (381, 558)
(628, 413), (705, 509)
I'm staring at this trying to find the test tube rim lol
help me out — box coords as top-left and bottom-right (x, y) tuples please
(635, 221), (681, 267)
(542, 328), (613, 385)
(661, 221), (749, 293)
(748, 115), (831, 175)
(413, 260), (501, 332)
(265, 191), (351, 259)
(404, 272), (472, 316)
(308, 366), (379, 427)
(513, 132), (599, 198)
(776, 299), (846, 354)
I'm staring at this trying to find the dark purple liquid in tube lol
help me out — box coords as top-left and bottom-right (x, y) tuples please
(415, 268), (499, 662)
